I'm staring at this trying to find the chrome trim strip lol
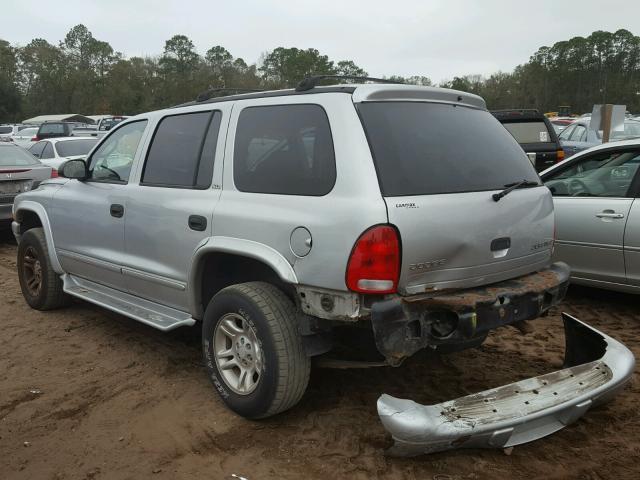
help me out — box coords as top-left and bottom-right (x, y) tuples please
(57, 249), (121, 273)
(121, 267), (186, 291)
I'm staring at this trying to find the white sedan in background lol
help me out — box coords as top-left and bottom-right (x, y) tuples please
(28, 137), (99, 171)
(10, 127), (39, 148)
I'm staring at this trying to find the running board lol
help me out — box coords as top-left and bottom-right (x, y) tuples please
(62, 274), (196, 331)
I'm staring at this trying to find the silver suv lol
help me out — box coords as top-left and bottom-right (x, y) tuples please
(17, 79), (625, 454)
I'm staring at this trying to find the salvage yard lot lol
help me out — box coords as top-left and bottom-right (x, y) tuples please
(0, 232), (638, 480)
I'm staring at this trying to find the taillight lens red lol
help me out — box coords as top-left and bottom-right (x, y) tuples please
(31, 136), (39, 141)
(50, 169), (58, 178)
(346, 225), (400, 294)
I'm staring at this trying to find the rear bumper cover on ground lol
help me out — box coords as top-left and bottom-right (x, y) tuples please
(371, 262), (570, 364)
(377, 313), (635, 456)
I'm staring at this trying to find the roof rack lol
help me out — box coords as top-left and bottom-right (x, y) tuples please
(196, 87), (265, 102)
(295, 75), (403, 92)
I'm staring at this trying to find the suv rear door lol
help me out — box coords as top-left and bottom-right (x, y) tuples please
(122, 107), (229, 311)
(358, 101), (553, 295)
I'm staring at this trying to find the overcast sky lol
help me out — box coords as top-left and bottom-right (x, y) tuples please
(3, 0), (639, 83)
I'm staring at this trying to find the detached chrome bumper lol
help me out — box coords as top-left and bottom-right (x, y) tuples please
(377, 313), (635, 456)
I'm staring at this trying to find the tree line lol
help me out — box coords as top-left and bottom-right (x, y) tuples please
(1, 26), (639, 123)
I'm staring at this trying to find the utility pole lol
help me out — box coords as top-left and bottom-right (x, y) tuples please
(601, 104), (613, 143)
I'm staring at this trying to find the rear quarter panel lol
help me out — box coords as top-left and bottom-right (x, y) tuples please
(214, 93), (388, 291)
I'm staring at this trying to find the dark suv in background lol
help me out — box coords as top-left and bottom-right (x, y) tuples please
(492, 109), (564, 171)
(35, 122), (76, 140)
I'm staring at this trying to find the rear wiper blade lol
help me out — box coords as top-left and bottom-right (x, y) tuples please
(492, 180), (539, 202)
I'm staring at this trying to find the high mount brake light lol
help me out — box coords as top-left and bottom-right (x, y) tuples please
(346, 225), (400, 294)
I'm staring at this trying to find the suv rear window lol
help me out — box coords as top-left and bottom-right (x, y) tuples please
(233, 104), (336, 196)
(502, 121), (552, 143)
(39, 123), (66, 134)
(358, 102), (539, 196)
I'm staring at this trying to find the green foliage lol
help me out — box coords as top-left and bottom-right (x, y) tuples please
(449, 29), (640, 113)
(1, 26), (638, 123)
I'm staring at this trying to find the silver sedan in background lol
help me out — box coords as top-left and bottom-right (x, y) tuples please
(0, 143), (53, 226)
(541, 138), (640, 293)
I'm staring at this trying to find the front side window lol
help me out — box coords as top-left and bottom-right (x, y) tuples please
(141, 111), (221, 188)
(544, 149), (640, 197)
(570, 125), (587, 142)
(28, 141), (46, 158)
(41, 142), (54, 159)
(233, 104), (336, 195)
(88, 120), (147, 183)
(558, 124), (576, 140)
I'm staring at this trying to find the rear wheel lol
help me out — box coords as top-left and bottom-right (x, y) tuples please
(17, 228), (69, 310)
(202, 282), (310, 418)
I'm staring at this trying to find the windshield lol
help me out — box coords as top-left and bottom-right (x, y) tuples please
(358, 102), (539, 196)
(0, 145), (40, 166)
(502, 121), (552, 143)
(55, 139), (98, 157)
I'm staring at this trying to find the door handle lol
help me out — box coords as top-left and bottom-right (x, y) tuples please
(110, 204), (124, 218)
(596, 211), (624, 219)
(188, 215), (207, 231)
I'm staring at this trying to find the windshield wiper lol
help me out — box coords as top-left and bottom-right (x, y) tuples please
(492, 180), (539, 202)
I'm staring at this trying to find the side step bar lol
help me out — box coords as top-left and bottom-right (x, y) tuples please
(62, 274), (196, 331)
(377, 313), (635, 456)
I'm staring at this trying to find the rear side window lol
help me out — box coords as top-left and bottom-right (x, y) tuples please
(55, 139), (98, 157)
(502, 121), (552, 143)
(233, 104), (336, 196)
(358, 102), (539, 196)
(0, 126), (12, 134)
(141, 111), (221, 188)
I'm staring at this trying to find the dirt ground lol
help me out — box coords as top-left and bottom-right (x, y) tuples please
(0, 231), (638, 480)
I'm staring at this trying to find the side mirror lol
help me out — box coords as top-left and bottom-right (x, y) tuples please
(60, 159), (88, 180)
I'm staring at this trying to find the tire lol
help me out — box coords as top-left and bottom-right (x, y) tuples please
(202, 282), (310, 419)
(17, 228), (69, 310)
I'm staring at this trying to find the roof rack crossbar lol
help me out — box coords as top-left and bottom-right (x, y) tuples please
(196, 87), (265, 103)
(295, 75), (403, 92)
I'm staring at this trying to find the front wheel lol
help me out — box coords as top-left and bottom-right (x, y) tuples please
(202, 282), (310, 418)
(17, 228), (69, 310)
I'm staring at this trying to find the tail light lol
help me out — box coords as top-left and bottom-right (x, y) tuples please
(346, 225), (400, 294)
(50, 169), (58, 178)
(31, 136), (39, 141)
(556, 149), (565, 163)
